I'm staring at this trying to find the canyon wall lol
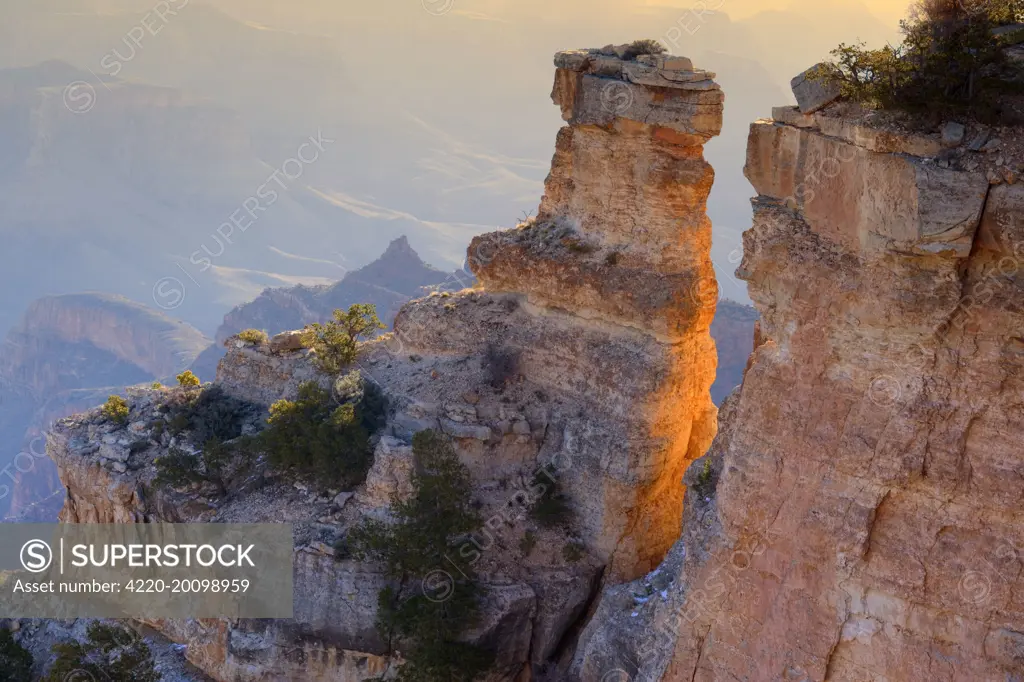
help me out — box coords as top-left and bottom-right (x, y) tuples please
(573, 107), (1024, 680)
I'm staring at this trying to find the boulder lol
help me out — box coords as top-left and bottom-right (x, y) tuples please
(790, 63), (842, 114)
(941, 121), (966, 148)
(269, 330), (306, 353)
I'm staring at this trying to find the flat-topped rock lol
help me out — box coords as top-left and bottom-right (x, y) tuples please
(552, 49), (724, 140)
(553, 49), (718, 91)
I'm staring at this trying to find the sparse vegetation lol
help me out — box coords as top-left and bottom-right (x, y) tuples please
(819, 0), (1024, 121)
(161, 385), (258, 445)
(692, 456), (717, 501)
(301, 304), (385, 375)
(349, 430), (492, 682)
(151, 381), (163, 390)
(44, 622), (160, 682)
(258, 378), (378, 490)
(483, 344), (520, 390)
(154, 439), (234, 496)
(237, 329), (269, 345)
(176, 370), (201, 388)
(0, 628), (33, 682)
(622, 38), (667, 61)
(605, 251), (621, 266)
(101, 395), (130, 425)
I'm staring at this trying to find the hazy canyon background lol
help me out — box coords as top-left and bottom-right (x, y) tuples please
(0, 0), (904, 517)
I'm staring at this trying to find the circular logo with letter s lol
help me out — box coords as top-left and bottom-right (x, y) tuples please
(20, 539), (53, 573)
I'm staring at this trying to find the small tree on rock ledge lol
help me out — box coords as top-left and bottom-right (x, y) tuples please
(301, 304), (385, 375)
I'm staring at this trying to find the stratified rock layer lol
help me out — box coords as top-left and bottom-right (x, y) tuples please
(572, 109), (1024, 680)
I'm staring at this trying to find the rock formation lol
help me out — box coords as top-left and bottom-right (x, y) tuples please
(458, 45), (724, 579)
(572, 102), (1024, 680)
(46, 46), (726, 680)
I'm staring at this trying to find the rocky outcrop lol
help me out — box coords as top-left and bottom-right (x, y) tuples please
(572, 105), (1024, 680)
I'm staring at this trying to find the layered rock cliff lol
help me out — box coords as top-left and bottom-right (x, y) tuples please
(46, 46), (725, 681)
(572, 105), (1024, 680)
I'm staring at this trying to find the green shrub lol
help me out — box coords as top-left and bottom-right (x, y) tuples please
(44, 622), (159, 682)
(151, 381), (163, 390)
(161, 385), (257, 445)
(154, 439), (234, 496)
(0, 628), (33, 682)
(237, 329), (269, 345)
(529, 466), (573, 529)
(349, 430), (492, 681)
(176, 370), (201, 388)
(622, 38), (667, 60)
(101, 395), (130, 425)
(820, 0), (1024, 121)
(301, 304), (385, 375)
(187, 386), (256, 443)
(335, 370), (389, 434)
(259, 381), (375, 489)
(692, 457), (717, 501)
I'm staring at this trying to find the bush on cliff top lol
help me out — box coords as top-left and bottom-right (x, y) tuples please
(176, 370), (201, 388)
(622, 38), (667, 60)
(237, 328), (269, 345)
(820, 0), (1024, 121)
(44, 622), (160, 682)
(154, 439), (236, 496)
(349, 430), (492, 682)
(301, 304), (385, 375)
(101, 395), (130, 425)
(258, 377), (380, 490)
(162, 384), (258, 445)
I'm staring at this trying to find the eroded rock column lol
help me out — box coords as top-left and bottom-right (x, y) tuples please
(399, 48), (725, 580)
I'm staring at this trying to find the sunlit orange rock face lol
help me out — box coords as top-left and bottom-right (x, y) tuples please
(464, 48), (724, 579)
(572, 108), (1024, 680)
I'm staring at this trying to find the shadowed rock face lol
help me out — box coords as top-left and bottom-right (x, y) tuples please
(572, 108), (1024, 681)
